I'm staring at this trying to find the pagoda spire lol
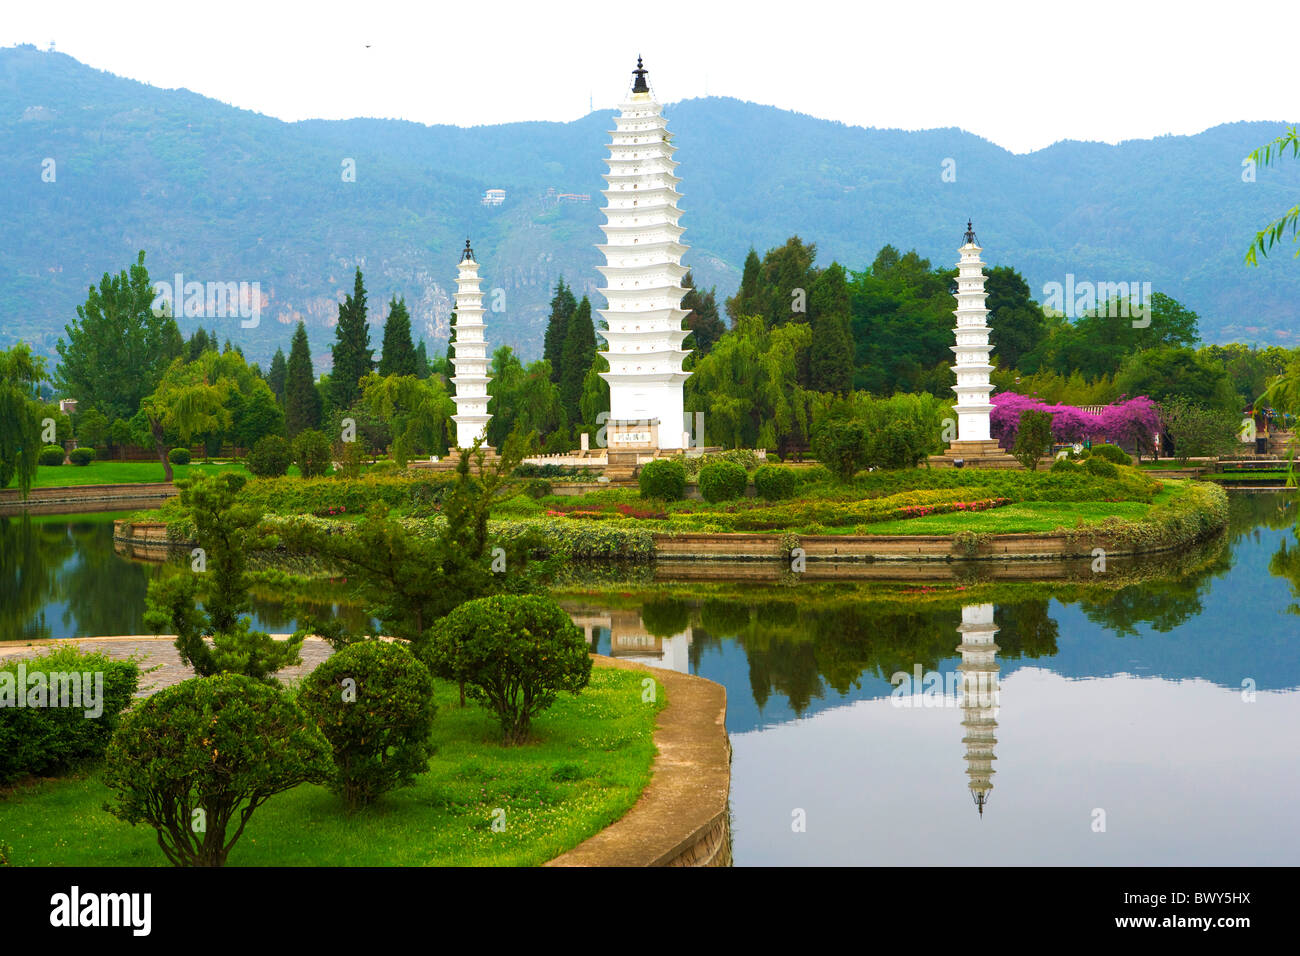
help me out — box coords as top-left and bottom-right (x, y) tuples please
(632, 55), (649, 94)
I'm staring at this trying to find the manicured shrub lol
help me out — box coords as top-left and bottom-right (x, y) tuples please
(102, 674), (331, 867)
(0, 647), (140, 784)
(423, 594), (592, 745)
(1012, 409), (1054, 471)
(753, 464), (797, 500)
(698, 460), (748, 502)
(811, 418), (870, 482)
(39, 445), (65, 466)
(523, 478), (553, 499)
(871, 418), (929, 470)
(168, 446), (192, 466)
(1050, 457), (1082, 473)
(337, 440), (365, 478)
(68, 446), (95, 466)
(367, 459), (400, 476)
(297, 641), (436, 812)
(247, 435), (293, 478)
(1084, 455), (1119, 478)
(293, 429), (333, 478)
(638, 457), (687, 501)
(1089, 443), (1132, 466)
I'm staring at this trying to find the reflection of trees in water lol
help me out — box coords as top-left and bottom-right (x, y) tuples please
(57, 520), (155, 637)
(1269, 536), (1300, 615)
(0, 516), (75, 639)
(653, 593), (1061, 715)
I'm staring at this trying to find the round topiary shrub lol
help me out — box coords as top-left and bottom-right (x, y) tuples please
(1084, 455), (1119, 478)
(68, 446), (95, 466)
(297, 641), (436, 812)
(523, 478), (553, 499)
(753, 464), (797, 500)
(168, 446), (192, 466)
(39, 445), (65, 466)
(1050, 456), (1082, 473)
(422, 594), (592, 745)
(1089, 443), (1132, 466)
(698, 460), (748, 502)
(293, 429), (332, 478)
(102, 673), (331, 867)
(638, 457), (687, 501)
(247, 435), (292, 477)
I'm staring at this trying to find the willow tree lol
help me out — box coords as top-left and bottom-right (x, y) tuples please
(1245, 126), (1300, 265)
(361, 372), (454, 465)
(0, 344), (46, 497)
(686, 315), (813, 453)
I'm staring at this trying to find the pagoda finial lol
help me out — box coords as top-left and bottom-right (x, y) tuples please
(632, 55), (649, 94)
(460, 237), (475, 263)
(964, 219), (977, 245)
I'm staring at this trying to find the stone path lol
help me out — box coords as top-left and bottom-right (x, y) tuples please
(0, 635), (335, 697)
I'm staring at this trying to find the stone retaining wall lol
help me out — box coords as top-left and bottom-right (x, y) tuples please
(0, 482), (177, 516)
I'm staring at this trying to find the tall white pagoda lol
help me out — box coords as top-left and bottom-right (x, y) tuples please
(450, 238), (492, 449)
(929, 221), (1018, 468)
(956, 603), (1001, 817)
(596, 57), (692, 451)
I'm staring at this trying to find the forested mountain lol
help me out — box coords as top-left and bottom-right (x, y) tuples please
(2, 43), (1297, 372)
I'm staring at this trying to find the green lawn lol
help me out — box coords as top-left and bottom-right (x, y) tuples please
(0, 666), (662, 867)
(29, 460), (249, 488)
(859, 499), (1153, 534)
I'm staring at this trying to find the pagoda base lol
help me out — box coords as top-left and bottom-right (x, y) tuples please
(928, 440), (1021, 470)
(410, 446), (499, 473)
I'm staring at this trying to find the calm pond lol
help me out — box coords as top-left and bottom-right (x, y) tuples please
(3, 492), (1299, 865)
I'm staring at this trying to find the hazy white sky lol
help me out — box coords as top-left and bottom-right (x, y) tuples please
(3, 0), (1294, 153)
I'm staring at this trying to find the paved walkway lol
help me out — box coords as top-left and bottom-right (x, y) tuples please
(0, 635), (335, 697)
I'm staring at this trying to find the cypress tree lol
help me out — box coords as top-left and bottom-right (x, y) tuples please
(543, 278), (577, 383)
(682, 270), (725, 357)
(810, 262), (855, 394)
(559, 296), (596, 424)
(414, 340), (431, 379)
(378, 295), (417, 377)
(268, 348), (287, 405)
(329, 267), (374, 410)
(725, 248), (762, 323)
(285, 321), (322, 437)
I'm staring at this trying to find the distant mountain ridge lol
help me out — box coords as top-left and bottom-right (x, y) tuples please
(2, 43), (1298, 372)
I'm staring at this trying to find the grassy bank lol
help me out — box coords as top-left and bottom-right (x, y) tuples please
(0, 665), (662, 867)
(27, 460), (246, 488)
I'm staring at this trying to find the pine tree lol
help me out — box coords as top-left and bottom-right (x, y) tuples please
(268, 348), (287, 405)
(285, 321), (322, 437)
(329, 268), (374, 410)
(414, 340), (431, 379)
(559, 296), (596, 425)
(378, 295), (417, 377)
(543, 278), (577, 383)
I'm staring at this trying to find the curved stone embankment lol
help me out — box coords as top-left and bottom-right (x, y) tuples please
(0, 482), (177, 517)
(546, 654), (731, 868)
(1, 639), (732, 868)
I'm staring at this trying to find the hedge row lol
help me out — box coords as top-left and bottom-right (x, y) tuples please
(0, 647), (141, 784)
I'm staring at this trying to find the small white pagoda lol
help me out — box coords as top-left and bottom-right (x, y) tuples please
(956, 603), (1001, 817)
(930, 221), (1018, 468)
(450, 239), (493, 449)
(596, 57), (692, 451)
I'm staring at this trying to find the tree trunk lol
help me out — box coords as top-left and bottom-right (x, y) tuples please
(152, 419), (173, 482)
